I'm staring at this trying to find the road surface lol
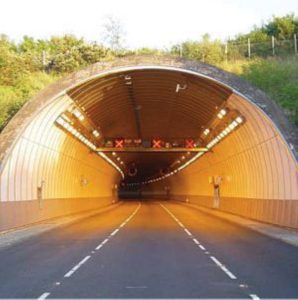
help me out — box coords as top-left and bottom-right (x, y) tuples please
(0, 201), (297, 299)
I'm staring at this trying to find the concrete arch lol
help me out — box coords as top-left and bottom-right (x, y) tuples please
(0, 56), (297, 231)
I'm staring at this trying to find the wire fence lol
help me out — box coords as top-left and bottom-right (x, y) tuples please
(224, 35), (298, 61)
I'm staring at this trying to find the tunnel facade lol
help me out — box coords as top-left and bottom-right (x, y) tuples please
(0, 56), (297, 231)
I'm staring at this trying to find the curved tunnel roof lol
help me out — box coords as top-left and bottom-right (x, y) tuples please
(0, 55), (297, 230)
(0, 56), (297, 184)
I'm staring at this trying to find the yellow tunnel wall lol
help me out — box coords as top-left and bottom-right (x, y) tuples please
(146, 94), (298, 229)
(0, 94), (120, 231)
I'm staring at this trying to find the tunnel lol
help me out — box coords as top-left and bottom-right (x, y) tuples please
(0, 56), (297, 232)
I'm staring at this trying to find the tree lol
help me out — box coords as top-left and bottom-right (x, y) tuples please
(263, 14), (298, 39)
(102, 16), (126, 52)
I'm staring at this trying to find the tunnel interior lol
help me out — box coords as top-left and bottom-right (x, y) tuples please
(0, 58), (297, 231)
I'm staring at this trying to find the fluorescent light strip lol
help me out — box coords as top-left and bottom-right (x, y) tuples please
(56, 116), (124, 179)
(138, 116), (244, 186)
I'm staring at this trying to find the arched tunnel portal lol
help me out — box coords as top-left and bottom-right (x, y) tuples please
(0, 56), (297, 231)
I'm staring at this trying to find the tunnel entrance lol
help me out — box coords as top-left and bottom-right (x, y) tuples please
(0, 56), (297, 231)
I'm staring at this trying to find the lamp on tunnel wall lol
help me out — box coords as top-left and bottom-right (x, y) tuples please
(37, 180), (45, 209)
(128, 163), (138, 177)
(80, 176), (89, 187)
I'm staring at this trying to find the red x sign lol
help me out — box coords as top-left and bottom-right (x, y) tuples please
(152, 139), (162, 148)
(185, 139), (195, 148)
(115, 139), (124, 148)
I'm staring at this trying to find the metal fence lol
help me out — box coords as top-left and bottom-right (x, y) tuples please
(225, 35), (298, 61)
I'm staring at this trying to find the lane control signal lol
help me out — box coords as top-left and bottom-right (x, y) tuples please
(185, 139), (195, 148)
(115, 138), (124, 148)
(152, 139), (162, 148)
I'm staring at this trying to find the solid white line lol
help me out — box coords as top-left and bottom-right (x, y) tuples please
(110, 228), (119, 236)
(64, 255), (91, 278)
(38, 292), (50, 300)
(250, 294), (261, 300)
(210, 256), (237, 280)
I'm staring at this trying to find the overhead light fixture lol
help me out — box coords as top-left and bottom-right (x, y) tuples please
(175, 83), (187, 93)
(73, 109), (84, 121)
(217, 108), (227, 119)
(112, 152), (116, 156)
(92, 130), (100, 137)
(236, 116), (243, 124)
(203, 128), (210, 136)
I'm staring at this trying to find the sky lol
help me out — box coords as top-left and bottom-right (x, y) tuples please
(0, 0), (297, 49)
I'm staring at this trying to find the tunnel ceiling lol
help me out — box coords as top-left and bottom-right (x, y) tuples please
(66, 68), (233, 182)
(0, 56), (296, 187)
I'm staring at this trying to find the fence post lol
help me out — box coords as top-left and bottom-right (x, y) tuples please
(224, 42), (228, 62)
(272, 36), (275, 56)
(247, 38), (251, 58)
(294, 34), (297, 54)
(179, 44), (183, 58)
(42, 50), (47, 69)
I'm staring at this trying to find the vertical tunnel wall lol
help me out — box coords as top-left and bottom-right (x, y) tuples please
(0, 57), (297, 231)
(0, 94), (120, 231)
(146, 93), (298, 228)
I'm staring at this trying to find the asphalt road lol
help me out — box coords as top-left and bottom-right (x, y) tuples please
(0, 200), (297, 299)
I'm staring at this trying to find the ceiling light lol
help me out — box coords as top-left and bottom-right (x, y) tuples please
(203, 128), (210, 136)
(73, 109), (84, 121)
(236, 116), (244, 124)
(92, 130), (100, 137)
(217, 108), (227, 119)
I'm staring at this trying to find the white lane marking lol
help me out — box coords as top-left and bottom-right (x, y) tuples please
(95, 244), (103, 250)
(102, 238), (109, 244)
(184, 228), (192, 236)
(111, 228), (119, 236)
(210, 256), (237, 280)
(249, 294), (261, 300)
(64, 255), (91, 278)
(193, 238), (200, 244)
(38, 292), (50, 300)
(199, 244), (206, 251)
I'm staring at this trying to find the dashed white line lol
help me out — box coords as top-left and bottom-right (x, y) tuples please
(249, 294), (261, 300)
(64, 255), (91, 278)
(210, 256), (237, 280)
(193, 238), (200, 245)
(111, 228), (119, 236)
(37, 292), (50, 300)
(95, 244), (104, 250)
(199, 244), (206, 251)
(184, 228), (192, 236)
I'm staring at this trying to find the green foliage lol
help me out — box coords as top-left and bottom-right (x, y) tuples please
(264, 14), (298, 39)
(172, 34), (224, 64)
(218, 58), (298, 124)
(0, 14), (297, 133)
(0, 72), (57, 131)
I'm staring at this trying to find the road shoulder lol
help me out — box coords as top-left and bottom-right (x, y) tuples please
(0, 201), (123, 250)
(172, 200), (298, 247)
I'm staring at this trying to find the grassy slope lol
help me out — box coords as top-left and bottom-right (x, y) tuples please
(0, 57), (297, 132)
(218, 57), (298, 124)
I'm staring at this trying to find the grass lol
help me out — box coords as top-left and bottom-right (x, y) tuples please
(0, 72), (57, 131)
(218, 57), (298, 124)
